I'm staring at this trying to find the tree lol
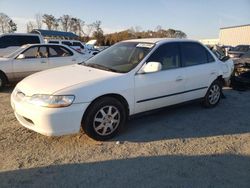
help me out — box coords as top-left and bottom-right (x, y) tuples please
(0, 13), (17, 33)
(35, 14), (43, 29)
(53, 19), (60, 30)
(59, 14), (71, 32)
(155, 25), (162, 32)
(26, 21), (35, 32)
(42, 14), (56, 30)
(8, 20), (17, 33)
(85, 23), (94, 37)
(92, 21), (104, 45)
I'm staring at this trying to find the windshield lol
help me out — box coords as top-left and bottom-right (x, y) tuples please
(83, 42), (154, 73)
(3, 45), (28, 58)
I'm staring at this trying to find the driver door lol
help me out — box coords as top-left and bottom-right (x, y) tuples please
(12, 46), (49, 80)
(134, 43), (186, 114)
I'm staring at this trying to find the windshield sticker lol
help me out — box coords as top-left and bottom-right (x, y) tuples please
(136, 43), (154, 48)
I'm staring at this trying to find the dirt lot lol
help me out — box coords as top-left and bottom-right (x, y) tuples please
(0, 86), (250, 188)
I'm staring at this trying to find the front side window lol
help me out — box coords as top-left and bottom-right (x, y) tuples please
(181, 42), (210, 66)
(48, 46), (73, 57)
(84, 42), (154, 73)
(147, 43), (180, 70)
(22, 47), (39, 59)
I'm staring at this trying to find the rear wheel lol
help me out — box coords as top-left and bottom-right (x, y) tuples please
(82, 97), (127, 141)
(203, 80), (222, 108)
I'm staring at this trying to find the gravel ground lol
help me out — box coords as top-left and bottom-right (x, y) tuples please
(0, 86), (250, 188)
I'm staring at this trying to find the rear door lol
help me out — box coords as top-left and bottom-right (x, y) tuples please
(48, 45), (77, 68)
(12, 45), (49, 80)
(180, 42), (219, 101)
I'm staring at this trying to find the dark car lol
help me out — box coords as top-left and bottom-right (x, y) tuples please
(228, 45), (250, 59)
(231, 51), (250, 90)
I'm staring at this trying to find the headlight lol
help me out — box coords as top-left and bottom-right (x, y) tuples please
(28, 94), (75, 108)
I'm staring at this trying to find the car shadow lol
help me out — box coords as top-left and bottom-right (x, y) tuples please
(114, 89), (250, 142)
(0, 154), (249, 187)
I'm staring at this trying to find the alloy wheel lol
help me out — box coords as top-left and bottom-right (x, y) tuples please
(93, 105), (120, 136)
(208, 84), (221, 105)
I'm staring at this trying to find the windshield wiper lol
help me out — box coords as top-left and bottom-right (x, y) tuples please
(84, 63), (120, 73)
(78, 61), (85, 65)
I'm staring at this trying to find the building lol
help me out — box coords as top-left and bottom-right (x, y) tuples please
(31, 29), (79, 40)
(219, 24), (250, 46)
(199, 38), (219, 46)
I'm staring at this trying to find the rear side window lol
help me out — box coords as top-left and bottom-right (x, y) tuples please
(62, 41), (72, 46)
(0, 36), (20, 48)
(0, 35), (40, 48)
(48, 46), (73, 57)
(19, 36), (40, 45)
(181, 42), (214, 66)
(147, 43), (180, 70)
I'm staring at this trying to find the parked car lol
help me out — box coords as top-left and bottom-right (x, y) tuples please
(231, 50), (250, 90)
(11, 38), (234, 140)
(0, 43), (88, 89)
(228, 45), (250, 59)
(46, 39), (100, 56)
(0, 33), (44, 57)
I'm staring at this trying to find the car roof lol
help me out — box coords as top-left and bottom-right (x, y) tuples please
(24, 43), (70, 47)
(122, 38), (197, 45)
(0, 33), (41, 37)
(21, 43), (75, 51)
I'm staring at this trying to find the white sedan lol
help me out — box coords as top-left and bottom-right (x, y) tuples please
(0, 44), (88, 89)
(11, 38), (234, 140)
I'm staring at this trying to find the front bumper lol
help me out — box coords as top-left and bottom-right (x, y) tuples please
(11, 92), (90, 136)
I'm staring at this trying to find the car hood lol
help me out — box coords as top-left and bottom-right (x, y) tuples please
(16, 64), (121, 96)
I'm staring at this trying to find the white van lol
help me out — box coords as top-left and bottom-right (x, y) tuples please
(0, 33), (44, 57)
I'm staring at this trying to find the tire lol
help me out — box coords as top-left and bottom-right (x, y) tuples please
(82, 97), (127, 141)
(0, 72), (6, 90)
(202, 80), (222, 108)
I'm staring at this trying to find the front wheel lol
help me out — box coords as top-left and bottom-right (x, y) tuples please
(82, 97), (127, 141)
(0, 73), (6, 90)
(202, 80), (222, 108)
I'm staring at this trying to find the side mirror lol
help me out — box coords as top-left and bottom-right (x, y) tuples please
(140, 62), (162, 73)
(17, 54), (25, 59)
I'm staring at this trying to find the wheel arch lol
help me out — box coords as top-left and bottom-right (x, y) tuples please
(82, 93), (130, 122)
(216, 75), (224, 87)
(0, 70), (9, 84)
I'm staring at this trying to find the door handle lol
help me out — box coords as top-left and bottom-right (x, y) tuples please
(40, 61), (46, 64)
(176, 76), (184, 81)
(72, 58), (76, 62)
(210, 71), (217, 75)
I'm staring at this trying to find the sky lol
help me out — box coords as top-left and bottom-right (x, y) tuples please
(0, 0), (250, 39)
